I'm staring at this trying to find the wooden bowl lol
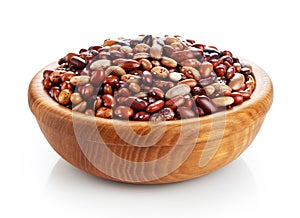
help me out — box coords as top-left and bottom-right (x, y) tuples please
(28, 60), (273, 184)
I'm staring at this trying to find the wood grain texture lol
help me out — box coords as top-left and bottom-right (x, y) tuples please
(28, 60), (273, 184)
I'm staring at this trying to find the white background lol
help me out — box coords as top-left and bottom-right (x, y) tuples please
(1, 0), (299, 217)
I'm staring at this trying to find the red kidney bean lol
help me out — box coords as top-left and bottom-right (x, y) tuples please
(90, 69), (106, 84)
(43, 69), (53, 79)
(80, 84), (94, 99)
(102, 94), (116, 108)
(233, 62), (241, 72)
(176, 107), (196, 119)
(221, 55), (233, 64)
(196, 95), (218, 114)
(114, 106), (134, 119)
(192, 86), (203, 95)
(170, 50), (194, 62)
(103, 84), (113, 95)
(165, 96), (185, 109)
(118, 59), (140, 70)
(146, 100), (164, 113)
(133, 111), (151, 121)
(142, 71), (153, 85)
(148, 87), (164, 99)
(231, 92), (244, 105)
(122, 97), (148, 111)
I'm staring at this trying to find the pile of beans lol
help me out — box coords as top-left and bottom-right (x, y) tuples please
(42, 35), (255, 121)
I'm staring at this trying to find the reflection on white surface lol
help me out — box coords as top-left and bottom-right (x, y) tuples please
(42, 157), (257, 218)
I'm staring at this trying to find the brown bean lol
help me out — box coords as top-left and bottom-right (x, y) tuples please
(110, 50), (126, 59)
(239, 90), (251, 99)
(133, 111), (151, 121)
(117, 87), (130, 97)
(150, 108), (175, 121)
(61, 71), (76, 82)
(150, 45), (163, 60)
(103, 84), (113, 95)
(170, 42), (184, 51)
(181, 59), (200, 68)
(80, 84), (94, 99)
(43, 78), (52, 89)
(163, 45), (175, 57)
(105, 66), (126, 77)
(118, 60), (140, 70)
(178, 79), (197, 87)
(70, 75), (90, 86)
(146, 100), (164, 113)
(90, 69), (105, 85)
(161, 57), (177, 68)
(165, 84), (191, 99)
(142, 71), (153, 85)
(70, 56), (86, 69)
(151, 66), (170, 79)
(114, 106), (134, 119)
(176, 107), (196, 119)
(165, 95), (185, 109)
(120, 46), (133, 54)
(196, 95), (218, 114)
(96, 107), (112, 118)
(61, 81), (73, 91)
(148, 87), (165, 100)
(122, 97), (148, 111)
(214, 64), (226, 77)
(199, 61), (213, 78)
(90, 59), (111, 70)
(184, 98), (194, 108)
(102, 94), (116, 108)
(128, 83), (141, 93)
(49, 71), (62, 83)
(64, 52), (80, 62)
(133, 52), (150, 60)
(43, 69), (53, 79)
(226, 66), (235, 79)
(105, 75), (119, 86)
(140, 59), (152, 71)
(231, 92), (244, 105)
(58, 89), (71, 105)
(134, 43), (150, 53)
(154, 80), (174, 90)
(233, 62), (241, 72)
(171, 50), (194, 62)
(197, 107), (205, 116)
(93, 96), (102, 110)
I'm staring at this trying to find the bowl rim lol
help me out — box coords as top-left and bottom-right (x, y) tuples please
(29, 58), (273, 128)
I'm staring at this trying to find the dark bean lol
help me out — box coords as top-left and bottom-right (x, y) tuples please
(148, 87), (164, 100)
(90, 69), (106, 85)
(233, 63), (242, 72)
(142, 71), (153, 85)
(220, 55), (233, 64)
(43, 70), (53, 79)
(196, 95), (218, 114)
(49, 86), (60, 98)
(158, 108), (175, 120)
(165, 95), (185, 109)
(133, 111), (151, 121)
(80, 84), (94, 99)
(240, 67), (251, 75)
(102, 94), (116, 108)
(146, 100), (164, 113)
(103, 84), (113, 95)
(122, 97), (148, 111)
(61, 71), (76, 83)
(197, 107), (205, 116)
(114, 106), (134, 119)
(176, 107), (196, 119)
(215, 64), (227, 77)
(192, 86), (203, 95)
(226, 66), (235, 79)
(61, 81), (73, 91)
(198, 77), (214, 87)
(49, 71), (62, 83)
(130, 38), (142, 48)
(118, 60), (140, 70)
(239, 90), (251, 99)
(171, 50), (194, 62)
(70, 56), (86, 70)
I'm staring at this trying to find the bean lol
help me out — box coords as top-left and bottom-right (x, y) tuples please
(163, 45), (175, 57)
(134, 43), (150, 53)
(114, 106), (134, 119)
(133, 52), (150, 60)
(58, 89), (71, 105)
(199, 61), (213, 78)
(73, 101), (87, 112)
(197, 107), (205, 116)
(128, 83), (141, 93)
(64, 52), (80, 63)
(118, 60), (140, 70)
(103, 84), (113, 95)
(161, 57), (177, 68)
(134, 92), (148, 98)
(140, 59), (152, 71)
(150, 45), (163, 60)
(215, 64), (226, 77)
(203, 85), (215, 96)
(43, 78), (52, 89)
(121, 74), (140, 83)
(233, 62), (241, 72)
(239, 90), (251, 99)
(122, 97), (148, 111)
(165, 84), (191, 99)
(120, 46), (133, 54)
(70, 56), (86, 69)
(170, 42), (184, 51)
(49, 71), (62, 83)
(231, 92), (244, 105)
(178, 79), (197, 87)
(229, 73), (245, 90)
(169, 72), (182, 81)
(211, 96), (234, 107)
(102, 94), (116, 108)
(93, 96), (102, 110)
(80, 84), (94, 99)
(43, 69), (53, 79)
(198, 77), (214, 86)
(90, 69), (106, 84)
(151, 60), (161, 66)
(181, 59), (200, 68)
(105, 75), (119, 86)
(141, 35), (153, 46)
(142, 71), (153, 85)
(148, 87), (164, 99)
(105, 66), (126, 77)
(176, 107), (196, 119)
(146, 100), (164, 113)
(164, 37), (180, 45)
(165, 95), (185, 109)
(61, 81), (73, 91)
(133, 111), (150, 121)
(158, 108), (175, 120)
(226, 66), (235, 79)
(171, 50), (194, 62)
(96, 107), (112, 118)
(61, 71), (76, 82)
(103, 39), (117, 46)
(192, 86), (203, 95)
(110, 50), (126, 59)
(196, 95), (218, 114)
(85, 109), (94, 116)
(151, 66), (170, 79)
(70, 75), (90, 86)
(90, 59), (111, 70)
(154, 80), (174, 90)
(117, 87), (130, 97)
